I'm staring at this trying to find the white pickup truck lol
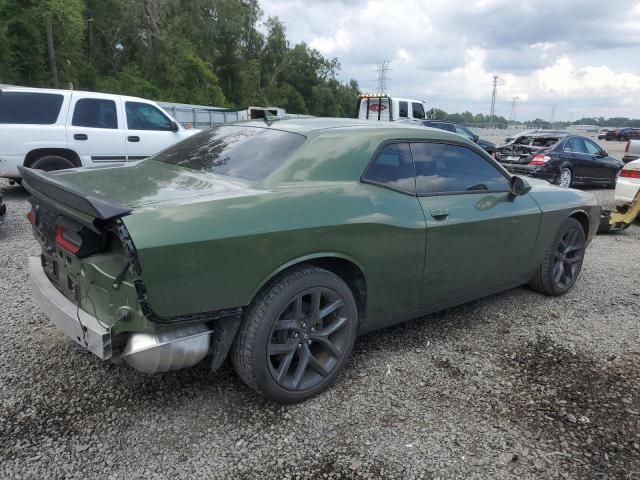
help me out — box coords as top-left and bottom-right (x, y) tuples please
(0, 87), (196, 181)
(356, 95), (428, 121)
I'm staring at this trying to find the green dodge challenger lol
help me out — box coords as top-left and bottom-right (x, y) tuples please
(21, 118), (600, 403)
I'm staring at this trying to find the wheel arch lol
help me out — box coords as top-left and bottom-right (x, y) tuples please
(24, 148), (82, 168)
(568, 209), (590, 238)
(250, 253), (368, 324)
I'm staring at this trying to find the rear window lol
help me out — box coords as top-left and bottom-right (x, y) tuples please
(153, 126), (306, 181)
(0, 92), (64, 124)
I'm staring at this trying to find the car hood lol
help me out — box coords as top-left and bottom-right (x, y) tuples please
(476, 139), (496, 149)
(48, 160), (254, 210)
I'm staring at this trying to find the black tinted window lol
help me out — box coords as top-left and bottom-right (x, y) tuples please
(126, 102), (172, 130)
(363, 143), (415, 193)
(154, 126), (306, 181)
(0, 92), (63, 124)
(566, 137), (587, 153)
(398, 101), (408, 118)
(412, 103), (425, 119)
(411, 143), (509, 194)
(72, 98), (117, 129)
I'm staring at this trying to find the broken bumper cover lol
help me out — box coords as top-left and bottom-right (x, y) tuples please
(28, 256), (112, 359)
(501, 163), (560, 184)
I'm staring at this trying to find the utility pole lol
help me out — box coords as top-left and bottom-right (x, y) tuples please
(376, 61), (391, 95)
(509, 96), (519, 126)
(550, 105), (557, 126)
(46, 14), (59, 89)
(489, 75), (498, 128)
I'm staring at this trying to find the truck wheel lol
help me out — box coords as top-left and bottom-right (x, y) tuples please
(529, 218), (586, 296)
(31, 155), (75, 172)
(231, 265), (358, 403)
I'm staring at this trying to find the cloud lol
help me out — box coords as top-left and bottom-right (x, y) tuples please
(260, 0), (640, 119)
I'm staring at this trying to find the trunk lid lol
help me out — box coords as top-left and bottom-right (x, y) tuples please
(27, 160), (253, 211)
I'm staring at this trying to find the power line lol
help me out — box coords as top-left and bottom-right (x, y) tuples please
(489, 75), (498, 127)
(376, 61), (391, 95)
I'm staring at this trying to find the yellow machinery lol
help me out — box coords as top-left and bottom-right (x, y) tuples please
(599, 190), (640, 233)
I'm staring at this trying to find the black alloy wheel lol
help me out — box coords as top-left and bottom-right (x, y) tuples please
(551, 227), (584, 290)
(529, 218), (586, 296)
(267, 287), (350, 391)
(231, 265), (358, 403)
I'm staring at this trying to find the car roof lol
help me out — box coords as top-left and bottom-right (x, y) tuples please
(0, 86), (156, 104)
(225, 117), (471, 142)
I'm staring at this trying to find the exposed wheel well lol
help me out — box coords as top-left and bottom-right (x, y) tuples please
(569, 211), (589, 238)
(24, 149), (82, 168)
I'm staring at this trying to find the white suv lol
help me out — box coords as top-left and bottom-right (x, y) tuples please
(0, 87), (197, 181)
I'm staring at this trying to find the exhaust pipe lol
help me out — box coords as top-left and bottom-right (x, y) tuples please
(120, 323), (211, 374)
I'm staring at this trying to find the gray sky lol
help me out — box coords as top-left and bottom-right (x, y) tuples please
(260, 0), (640, 121)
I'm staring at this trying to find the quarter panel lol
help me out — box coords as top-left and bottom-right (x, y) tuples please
(123, 182), (427, 326)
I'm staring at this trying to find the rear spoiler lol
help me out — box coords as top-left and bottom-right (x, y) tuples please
(18, 166), (131, 221)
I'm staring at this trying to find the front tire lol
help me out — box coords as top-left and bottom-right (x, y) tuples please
(231, 265), (358, 403)
(529, 218), (586, 296)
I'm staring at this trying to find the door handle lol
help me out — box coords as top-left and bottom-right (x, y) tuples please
(73, 134), (88, 141)
(430, 208), (449, 220)
(128, 136), (140, 142)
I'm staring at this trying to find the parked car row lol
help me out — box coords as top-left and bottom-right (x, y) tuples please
(603, 128), (640, 142)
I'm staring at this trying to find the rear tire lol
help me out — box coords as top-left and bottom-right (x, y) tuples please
(558, 168), (572, 188)
(529, 218), (586, 296)
(31, 155), (75, 172)
(231, 265), (358, 403)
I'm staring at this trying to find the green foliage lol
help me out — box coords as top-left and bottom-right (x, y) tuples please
(0, 0), (361, 116)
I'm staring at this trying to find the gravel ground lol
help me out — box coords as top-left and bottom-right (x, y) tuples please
(1, 181), (639, 480)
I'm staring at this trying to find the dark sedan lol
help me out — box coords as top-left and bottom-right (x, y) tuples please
(408, 120), (496, 154)
(496, 134), (623, 188)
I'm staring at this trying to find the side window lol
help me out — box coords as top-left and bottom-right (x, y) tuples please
(72, 99), (117, 129)
(0, 92), (63, 124)
(412, 103), (425, 119)
(584, 139), (601, 155)
(126, 102), (173, 130)
(411, 142), (509, 195)
(398, 101), (408, 118)
(454, 125), (474, 140)
(567, 137), (587, 153)
(363, 143), (415, 193)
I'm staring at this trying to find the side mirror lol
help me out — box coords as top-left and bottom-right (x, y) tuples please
(472, 134), (479, 143)
(170, 121), (180, 132)
(509, 176), (531, 197)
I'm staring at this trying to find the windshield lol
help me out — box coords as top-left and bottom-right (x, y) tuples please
(153, 125), (306, 181)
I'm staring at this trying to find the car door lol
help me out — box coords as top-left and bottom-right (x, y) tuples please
(66, 95), (127, 165)
(124, 101), (182, 160)
(562, 137), (591, 182)
(411, 142), (541, 308)
(583, 138), (617, 182)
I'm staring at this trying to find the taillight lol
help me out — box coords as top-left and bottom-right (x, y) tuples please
(55, 224), (81, 254)
(529, 154), (550, 166)
(619, 169), (640, 179)
(26, 210), (36, 225)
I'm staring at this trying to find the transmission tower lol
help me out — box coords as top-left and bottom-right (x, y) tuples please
(509, 96), (519, 125)
(376, 61), (391, 95)
(489, 75), (498, 127)
(550, 105), (557, 125)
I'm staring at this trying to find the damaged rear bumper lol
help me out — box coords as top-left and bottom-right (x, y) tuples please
(28, 256), (112, 359)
